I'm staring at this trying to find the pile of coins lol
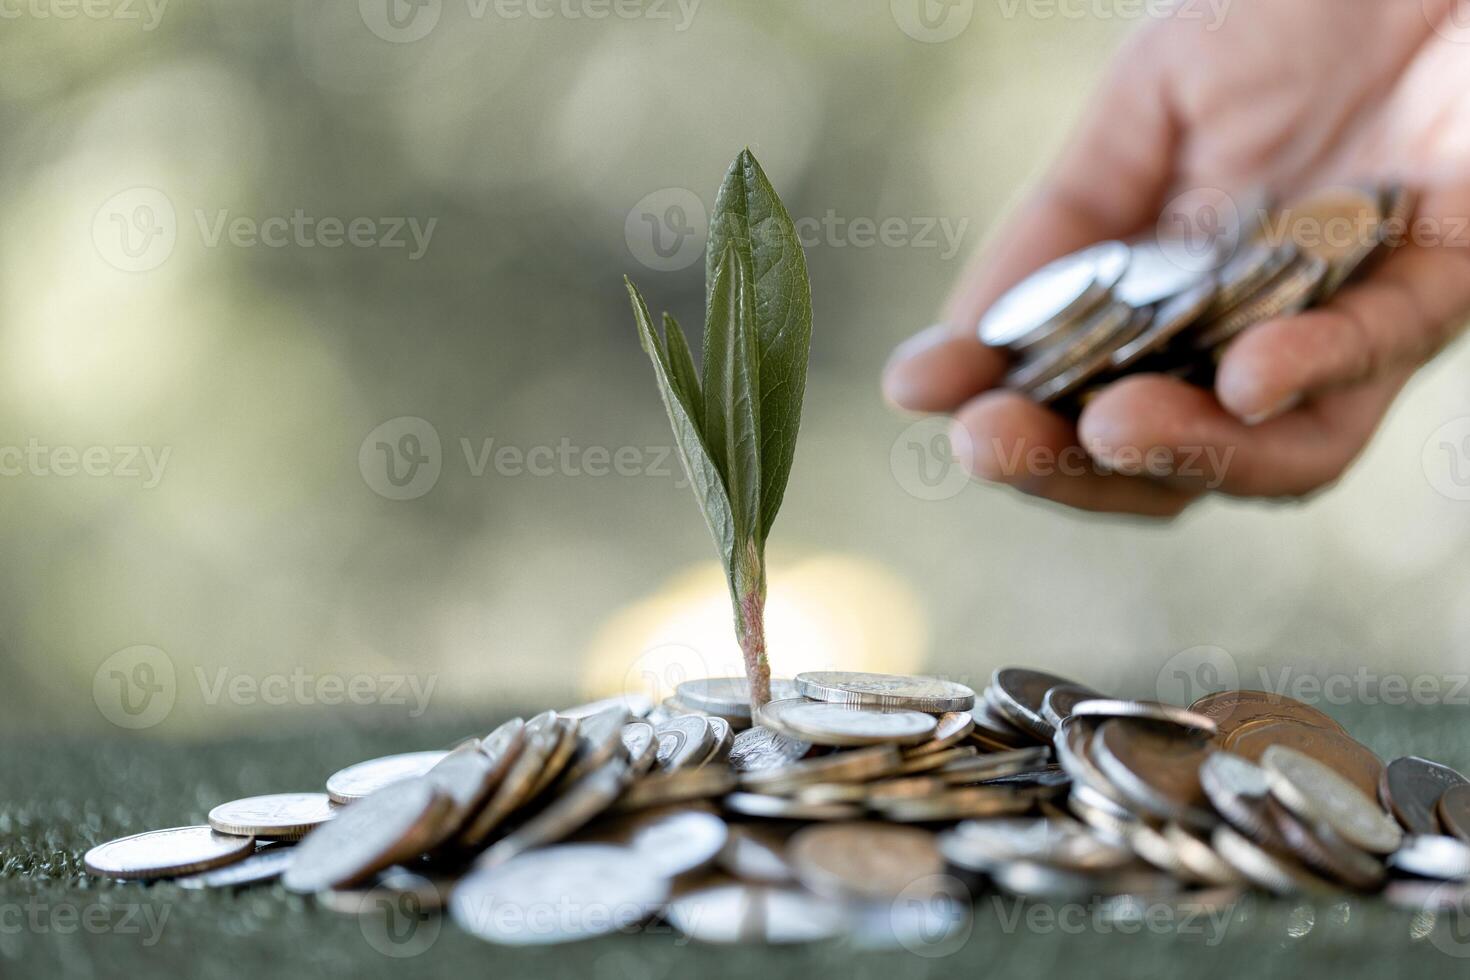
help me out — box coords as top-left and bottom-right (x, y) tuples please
(83, 666), (1470, 946)
(979, 183), (1416, 408)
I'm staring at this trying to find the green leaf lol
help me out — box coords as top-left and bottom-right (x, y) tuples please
(701, 245), (762, 552)
(625, 277), (734, 569)
(707, 149), (812, 539)
(661, 312), (702, 432)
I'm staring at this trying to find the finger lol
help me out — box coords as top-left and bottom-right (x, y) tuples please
(1216, 185), (1470, 423)
(883, 324), (1009, 414)
(952, 389), (1201, 518)
(1079, 372), (1407, 498)
(886, 26), (1178, 415)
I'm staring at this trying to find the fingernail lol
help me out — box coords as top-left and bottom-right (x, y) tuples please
(1242, 393), (1300, 426)
(888, 323), (955, 366)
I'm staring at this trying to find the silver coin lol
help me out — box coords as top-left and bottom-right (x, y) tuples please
(978, 241), (1130, 349)
(675, 677), (800, 720)
(626, 810), (730, 877)
(1382, 756), (1469, 836)
(729, 726), (812, 773)
(421, 745), (503, 841)
(741, 745), (902, 794)
(614, 766), (737, 812)
(906, 711), (976, 756)
(1117, 237), (1211, 307)
(664, 884), (846, 945)
(762, 699), (937, 747)
(939, 818), (1131, 873)
(1007, 300), (1135, 394)
(1388, 835), (1470, 881)
(175, 847), (295, 890)
(1054, 716), (1132, 810)
(1163, 823), (1245, 887)
(207, 792), (337, 841)
(987, 860), (1099, 900)
(621, 721), (659, 775)
(1040, 684), (1105, 734)
(935, 746), (1051, 785)
(326, 750), (448, 804)
(1109, 279), (1218, 372)
(317, 867), (454, 915)
(717, 827), (796, 883)
(458, 712), (561, 846)
(990, 667), (1091, 739)
(451, 844), (668, 945)
(1262, 745), (1403, 854)
(701, 716), (735, 767)
(1068, 699), (1218, 735)
(655, 715), (714, 770)
(794, 671), (976, 713)
(559, 693), (653, 720)
(84, 826), (255, 881)
(283, 779), (451, 893)
(724, 792), (865, 822)
(556, 705), (630, 787)
(479, 759), (630, 868)
(524, 716), (582, 802)
(1210, 824), (1332, 896)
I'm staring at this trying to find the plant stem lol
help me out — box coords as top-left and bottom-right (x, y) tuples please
(734, 542), (771, 712)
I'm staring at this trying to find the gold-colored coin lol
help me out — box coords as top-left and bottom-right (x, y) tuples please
(1194, 254), (1328, 350)
(789, 822), (944, 901)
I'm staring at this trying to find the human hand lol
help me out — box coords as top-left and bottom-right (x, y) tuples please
(883, 0), (1470, 517)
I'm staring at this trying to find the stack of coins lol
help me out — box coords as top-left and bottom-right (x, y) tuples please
(83, 665), (1470, 947)
(980, 183), (1416, 409)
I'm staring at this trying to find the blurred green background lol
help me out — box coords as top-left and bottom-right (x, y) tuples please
(2, 0), (1469, 739)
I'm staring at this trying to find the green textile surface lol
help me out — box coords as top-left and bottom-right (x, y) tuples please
(4, 703), (1469, 979)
